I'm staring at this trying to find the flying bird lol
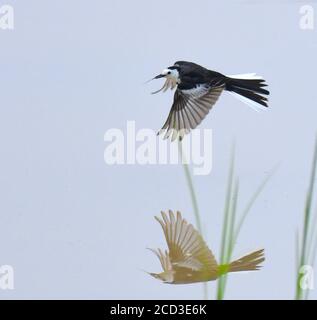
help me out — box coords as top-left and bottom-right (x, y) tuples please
(150, 61), (270, 141)
(148, 210), (265, 284)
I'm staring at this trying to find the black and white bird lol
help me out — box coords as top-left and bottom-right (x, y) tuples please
(150, 61), (270, 141)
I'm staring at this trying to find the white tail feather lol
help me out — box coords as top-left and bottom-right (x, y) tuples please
(227, 73), (263, 80)
(228, 91), (267, 113)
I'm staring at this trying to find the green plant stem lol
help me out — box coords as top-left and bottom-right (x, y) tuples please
(296, 136), (317, 300)
(178, 142), (202, 233)
(217, 147), (275, 300)
(217, 145), (235, 300)
(234, 166), (278, 243)
(219, 178), (239, 299)
(178, 141), (207, 299)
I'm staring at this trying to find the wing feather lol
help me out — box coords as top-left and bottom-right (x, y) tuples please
(159, 84), (224, 141)
(155, 211), (218, 272)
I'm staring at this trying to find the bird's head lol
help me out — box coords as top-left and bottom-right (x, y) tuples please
(149, 66), (180, 94)
(154, 66), (180, 82)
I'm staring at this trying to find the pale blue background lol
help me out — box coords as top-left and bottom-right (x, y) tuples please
(0, 0), (317, 299)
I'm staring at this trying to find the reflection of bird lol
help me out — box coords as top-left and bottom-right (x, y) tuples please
(148, 210), (264, 284)
(151, 61), (269, 141)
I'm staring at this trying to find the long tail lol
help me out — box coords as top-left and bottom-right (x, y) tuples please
(225, 74), (270, 111)
(229, 249), (265, 272)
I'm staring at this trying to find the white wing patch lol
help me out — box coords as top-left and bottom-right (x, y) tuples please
(180, 84), (210, 98)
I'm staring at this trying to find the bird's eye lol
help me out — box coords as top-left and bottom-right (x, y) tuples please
(167, 71), (171, 75)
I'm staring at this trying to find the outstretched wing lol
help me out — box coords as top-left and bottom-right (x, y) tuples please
(155, 210), (218, 272)
(158, 84), (224, 141)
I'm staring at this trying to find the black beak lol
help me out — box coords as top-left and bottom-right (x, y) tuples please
(144, 74), (165, 85)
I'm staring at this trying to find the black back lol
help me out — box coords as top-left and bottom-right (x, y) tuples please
(173, 61), (225, 90)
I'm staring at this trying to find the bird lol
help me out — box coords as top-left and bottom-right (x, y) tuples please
(147, 210), (265, 284)
(150, 61), (270, 141)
